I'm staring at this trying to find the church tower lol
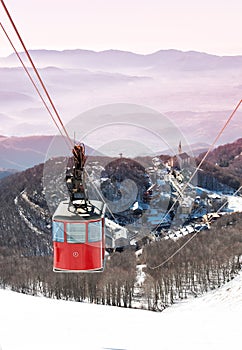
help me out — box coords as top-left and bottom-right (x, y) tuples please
(178, 141), (182, 155)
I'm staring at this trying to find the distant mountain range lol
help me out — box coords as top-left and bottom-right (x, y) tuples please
(0, 135), (55, 170)
(0, 134), (241, 191)
(0, 135), (98, 171)
(0, 167), (17, 179)
(0, 49), (241, 146)
(0, 134), (208, 172)
(1, 49), (242, 71)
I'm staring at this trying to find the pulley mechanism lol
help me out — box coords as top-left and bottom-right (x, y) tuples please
(65, 143), (92, 213)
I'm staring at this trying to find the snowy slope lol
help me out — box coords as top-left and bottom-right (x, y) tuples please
(226, 195), (242, 212)
(1, 272), (242, 350)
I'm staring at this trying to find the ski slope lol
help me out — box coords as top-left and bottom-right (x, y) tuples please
(1, 272), (242, 350)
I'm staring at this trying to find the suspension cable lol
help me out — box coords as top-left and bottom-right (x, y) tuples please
(0, 1), (120, 225)
(0, 22), (69, 145)
(153, 99), (242, 232)
(148, 184), (242, 269)
(148, 100), (242, 269)
(1, 0), (241, 253)
(84, 168), (119, 223)
(216, 185), (242, 215)
(0, 0), (73, 149)
(0, 3), (116, 220)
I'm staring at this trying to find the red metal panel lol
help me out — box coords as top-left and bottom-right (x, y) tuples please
(53, 241), (103, 271)
(53, 218), (105, 272)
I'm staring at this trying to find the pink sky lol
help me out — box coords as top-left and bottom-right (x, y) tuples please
(0, 0), (242, 56)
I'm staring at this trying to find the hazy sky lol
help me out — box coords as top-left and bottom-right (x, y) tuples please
(0, 0), (242, 56)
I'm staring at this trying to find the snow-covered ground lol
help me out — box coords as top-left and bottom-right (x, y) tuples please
(226, 194), (242, 212)
(1, 272), (242, 350)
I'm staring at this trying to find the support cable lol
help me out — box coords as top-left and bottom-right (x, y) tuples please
(0, 0), (73, 149)
(149, 100), (242, 269)
(0, 22), (68, 145)
(153, 100), (242, 232)
(148, 185), (242, 269)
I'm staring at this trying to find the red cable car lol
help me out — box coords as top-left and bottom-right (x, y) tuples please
(53, 200), (106, 272)
(52, 143), (107, 272)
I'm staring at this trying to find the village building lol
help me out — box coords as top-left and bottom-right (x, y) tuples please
(168, 141), (192, 169)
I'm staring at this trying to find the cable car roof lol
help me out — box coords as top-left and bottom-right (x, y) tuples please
(53, 200), (105, 222)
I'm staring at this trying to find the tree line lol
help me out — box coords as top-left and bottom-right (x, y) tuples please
(0, 212), (242, 311)
(143, 213), (242, 310)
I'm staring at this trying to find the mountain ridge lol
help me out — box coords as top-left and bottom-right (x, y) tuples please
(0, 135), (241, 173)
(2, 48), (242, 70)
(0, 135), (98, 171)
(1, 49), (241, 144)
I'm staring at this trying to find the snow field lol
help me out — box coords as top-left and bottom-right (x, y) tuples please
(1, 271), (242, 350)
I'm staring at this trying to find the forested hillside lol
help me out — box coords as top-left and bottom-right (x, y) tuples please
(0, 151), (241, 310)
(0, 212), (241, 310)
(0, 163), (51, 256)
(198, 138), (242, 190)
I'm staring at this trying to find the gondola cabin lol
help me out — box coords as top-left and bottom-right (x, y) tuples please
(52, 200), (106, 272)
